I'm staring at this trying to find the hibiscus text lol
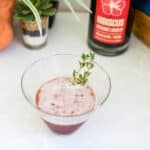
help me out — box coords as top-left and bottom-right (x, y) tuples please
(97, 16), (125, 27)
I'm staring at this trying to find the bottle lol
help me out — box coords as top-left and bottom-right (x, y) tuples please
(88, 0), (135, 56)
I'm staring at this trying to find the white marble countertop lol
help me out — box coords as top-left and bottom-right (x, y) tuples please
(1, 12), (150, 150)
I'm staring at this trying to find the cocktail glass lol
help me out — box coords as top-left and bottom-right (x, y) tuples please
(21, 54), (111, 134)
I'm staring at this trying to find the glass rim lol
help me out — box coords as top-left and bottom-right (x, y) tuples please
(21, 53), (111, 118)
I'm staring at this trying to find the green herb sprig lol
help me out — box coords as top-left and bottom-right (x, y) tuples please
(72, 52), (95, 86)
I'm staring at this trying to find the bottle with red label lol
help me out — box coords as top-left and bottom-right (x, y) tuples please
(88, 0), (135, 56)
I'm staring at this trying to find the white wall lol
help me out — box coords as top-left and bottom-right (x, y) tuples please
(59, 0), (90, 11)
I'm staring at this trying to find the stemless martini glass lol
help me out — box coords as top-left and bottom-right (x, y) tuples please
(21, 54), (111, 134)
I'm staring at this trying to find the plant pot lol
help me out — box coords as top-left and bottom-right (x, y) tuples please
(20, 17), (49, 49)
(48, 1), (59, 29)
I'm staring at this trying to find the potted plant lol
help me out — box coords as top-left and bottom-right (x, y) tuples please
(14, 0), (56, 49)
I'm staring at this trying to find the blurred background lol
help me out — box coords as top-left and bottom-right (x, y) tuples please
(59, 0), (90, 11)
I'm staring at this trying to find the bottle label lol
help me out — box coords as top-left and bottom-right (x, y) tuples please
(93, 0), (130, 44)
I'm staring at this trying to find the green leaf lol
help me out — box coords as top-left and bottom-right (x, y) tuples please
(73, 70), (77, 78)
(90, 52), (95, 60)
(21, 10), (31, 15)
(32, 0), (37, 5)
(42, 8), (56, 16)
(79, 74), (83, 79)
(62, 0), (92, 21)
(82, 54), (86, 61)
(39, 0), (53, 10)
(90, 63), (94, 69)
(84, 71), (90, 77)
(35, 0), (41, 7)
(14, 4), (25, 13)
(14, 14), (34, 21)
(64, 0), (80, 22)
(79, 61), (85, 68)
(75, 0), (92, 13)
(40, 3), (53, 10)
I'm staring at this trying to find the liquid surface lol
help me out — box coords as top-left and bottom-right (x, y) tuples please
(36, 77), (96, 116)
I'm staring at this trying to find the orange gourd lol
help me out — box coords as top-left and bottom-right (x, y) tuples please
(0, 21), (13, 50)
(0, 0), (16, 51)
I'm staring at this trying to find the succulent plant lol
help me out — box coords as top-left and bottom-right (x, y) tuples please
(14, 0), (56, 22)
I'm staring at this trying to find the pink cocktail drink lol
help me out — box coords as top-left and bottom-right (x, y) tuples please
(36, 77), (96, 134)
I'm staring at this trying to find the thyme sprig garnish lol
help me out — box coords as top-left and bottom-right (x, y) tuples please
(72, 52), (95, 86)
